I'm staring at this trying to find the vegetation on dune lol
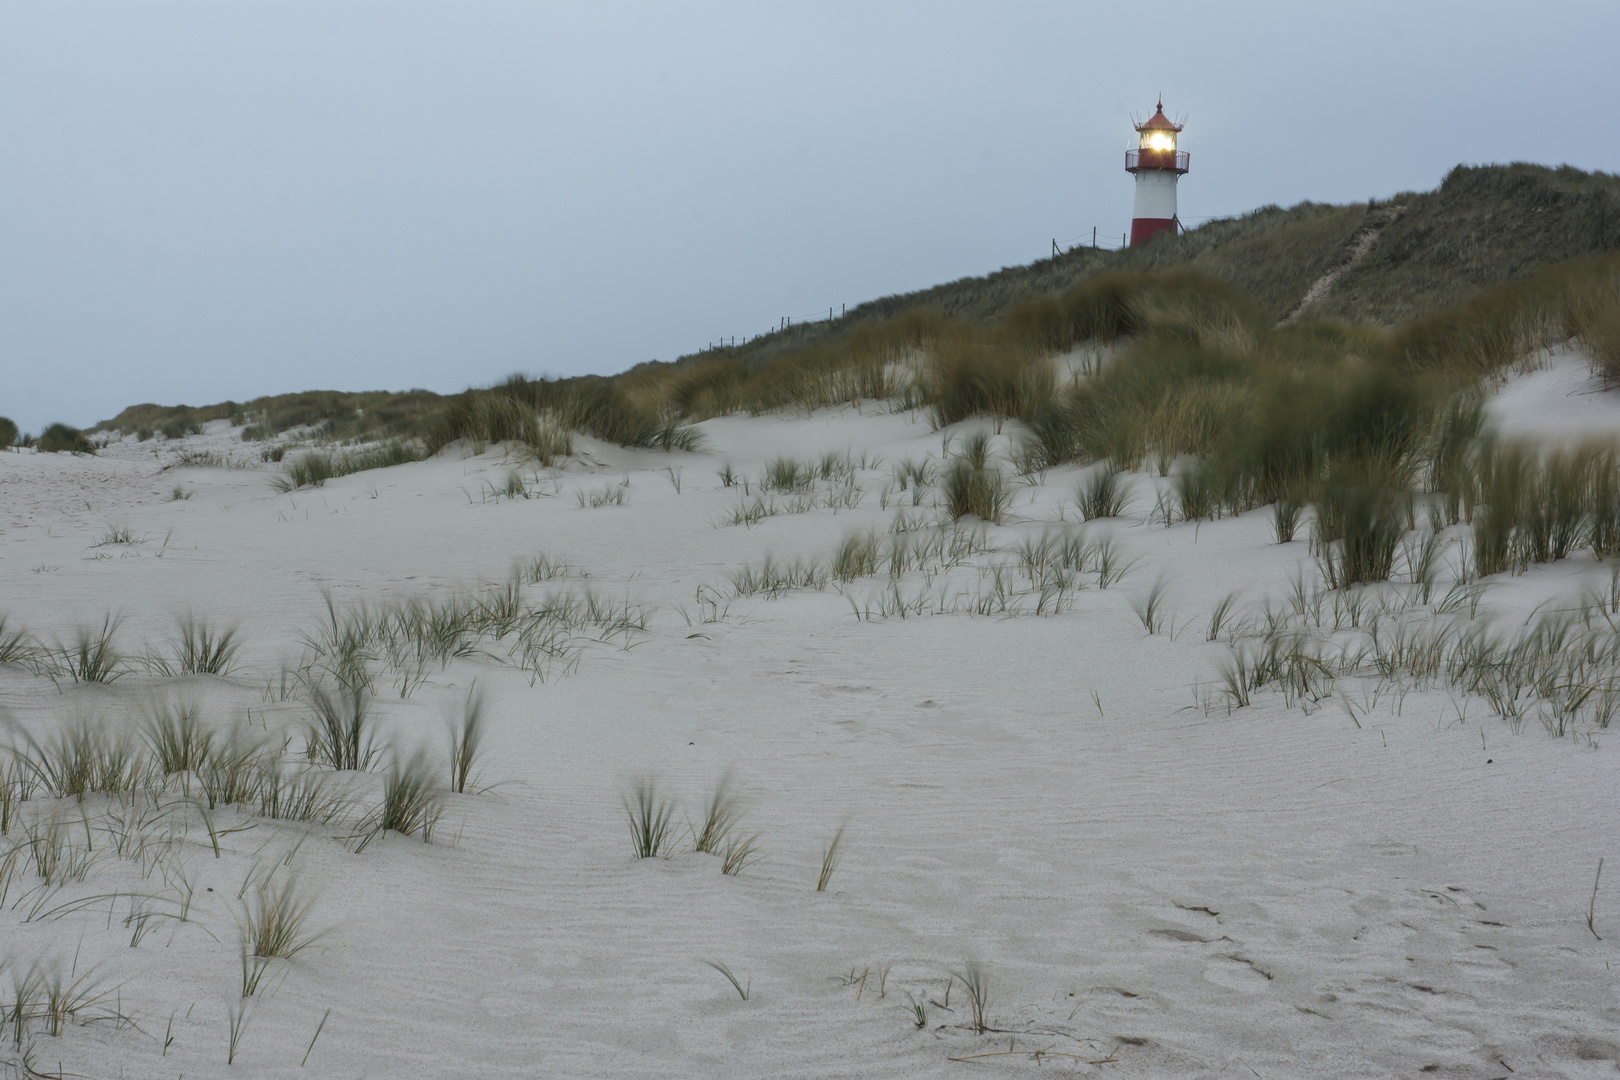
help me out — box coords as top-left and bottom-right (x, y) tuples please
(36, 423), (96, 454)
(432, 374), (699, 454)
(642, 162), (1620, 375)
(1316, 163), (1620, 324)
(66, 165), (1617, 522)
(271, 440), (431, 491)
(0, 416), (18, 449)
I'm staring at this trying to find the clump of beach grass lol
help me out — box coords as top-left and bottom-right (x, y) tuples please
(625, 778), (676, 859)
(171, 614), (241, 676)
(93, 523), (143, 547)
(951, 960), (991, 1034)
(238, 871), (324, 995)
(13, 717), (151, 800)
(198, 720), (270, 809)
(1271, 497), (1305, 542)
(256, 765), (350, 824)
(944, 459), (1010, 525)
(4, 956), (118, 1048)
(142, 698), (214, 776)
(1130, 578), (1172, 635)
(0, 616), (38, 668)
(1077, 464), (1131, 520)
(357, 749), (444, 846)
(304, 685), (377, 772)
(720, 833), (762, 876)
(832, 531), (882, 583)
(577, 484), (627, 508)
(1313, 466), (1408, 588)
(690, 773), (742, 855)
(37, 423), (96, 453)
(1207, 591), (1240, 642)
(728, 556), (829, 598)
(448, 685), (487, 794)
(271, 440), (429, 492)
(48, 615), (126, 684)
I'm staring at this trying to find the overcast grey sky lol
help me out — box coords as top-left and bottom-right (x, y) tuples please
(3, 1), (1616, 432)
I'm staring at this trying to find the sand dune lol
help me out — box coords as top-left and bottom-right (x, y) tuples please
(1, 354), (1617, 1078)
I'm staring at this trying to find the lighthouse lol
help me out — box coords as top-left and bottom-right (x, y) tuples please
(1126, 100), (1189, 246)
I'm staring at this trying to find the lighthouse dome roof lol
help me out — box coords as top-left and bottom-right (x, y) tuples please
(1135, 101), (1184, 133)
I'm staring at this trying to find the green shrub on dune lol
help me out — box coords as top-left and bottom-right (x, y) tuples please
(37, 423), (95, 454)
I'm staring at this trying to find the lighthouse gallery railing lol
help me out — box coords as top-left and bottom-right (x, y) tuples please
(1125, 149), (1190, 173)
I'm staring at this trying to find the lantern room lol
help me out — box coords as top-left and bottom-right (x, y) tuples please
(1125, 99), (1189, 246)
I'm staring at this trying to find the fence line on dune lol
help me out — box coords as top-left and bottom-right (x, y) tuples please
(691, 223), (1152, 356)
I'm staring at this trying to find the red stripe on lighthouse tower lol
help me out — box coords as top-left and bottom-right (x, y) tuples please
(1126, 100), (1189, 246)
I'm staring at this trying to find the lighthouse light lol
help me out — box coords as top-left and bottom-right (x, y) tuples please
(1143, 131), (1176, 152)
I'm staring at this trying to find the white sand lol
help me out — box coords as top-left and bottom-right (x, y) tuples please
(2, 362), (1618, 1078)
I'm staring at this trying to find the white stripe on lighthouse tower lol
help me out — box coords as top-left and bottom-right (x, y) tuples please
(1132, 169), (1179, 225)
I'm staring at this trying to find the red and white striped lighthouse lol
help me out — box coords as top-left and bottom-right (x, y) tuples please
(1125, 100), (1189, 246)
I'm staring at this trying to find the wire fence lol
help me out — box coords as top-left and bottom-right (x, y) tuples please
(694, 304), (850, 353)
(1053, 227), (1130, 255)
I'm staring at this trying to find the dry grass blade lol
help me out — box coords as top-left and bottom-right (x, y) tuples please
(700, 959), (750, 1000)
(817, 824), (846, 892)
(1590, 858), (1604, 941)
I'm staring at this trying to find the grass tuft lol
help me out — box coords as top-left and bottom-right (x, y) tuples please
(359, 749), (445, 846)
(0, 616), (38, 668)
(143, 699), (214, 775)
(272, 440), (429, 492)
(49, 615), (125, 684)
(625, 778), (676, 859)
(239, 871), (323, 995)
(173, 614), (241, 675)
(14, 717), (150, 799)
(720, 833), (762, 876)
(950, 961), (991, 1034)
(449, 685), (488, 794)
(1077, 464), (1132, 520)
(304, 685), (378, 771)
(1130, 578), (1171, 635)
(944, 459), (1011, 525)
(690, 773), (743, 854)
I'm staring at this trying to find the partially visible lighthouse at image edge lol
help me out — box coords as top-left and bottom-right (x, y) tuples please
(1126, 100), (1189, 246)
